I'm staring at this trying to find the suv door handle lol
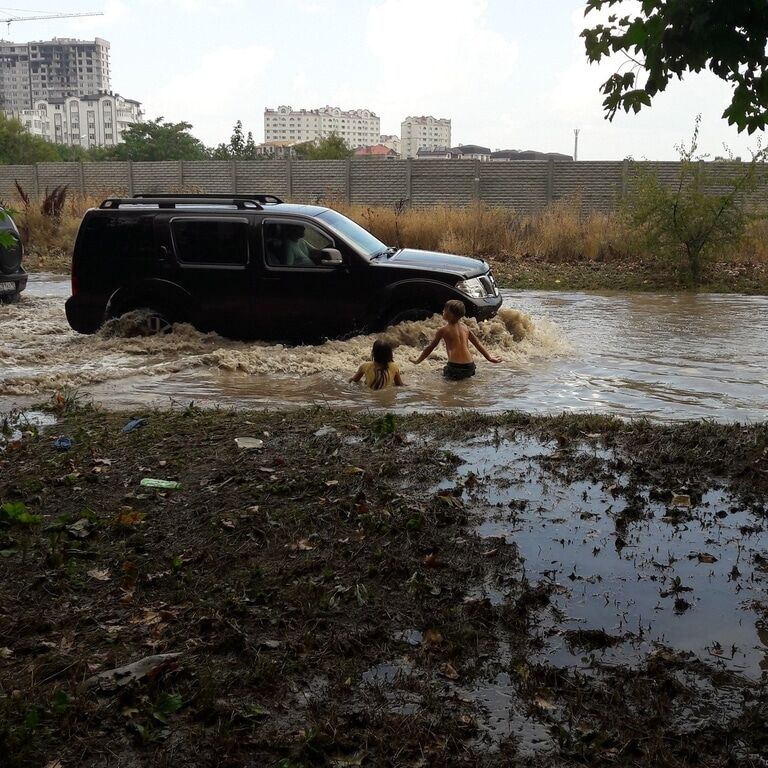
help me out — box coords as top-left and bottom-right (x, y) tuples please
(159, 245), (169, 260)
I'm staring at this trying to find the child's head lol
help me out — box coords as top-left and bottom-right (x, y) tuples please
(443, 299), (466, 322)
(371, 339), (394, 366)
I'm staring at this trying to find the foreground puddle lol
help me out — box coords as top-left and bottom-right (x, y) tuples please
(423, 433), (768, 754)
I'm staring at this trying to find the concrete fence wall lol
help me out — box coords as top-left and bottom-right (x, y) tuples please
(0, 159), (764, 213)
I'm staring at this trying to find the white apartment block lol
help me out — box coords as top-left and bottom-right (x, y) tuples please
(10, 92), (143, 149)
(0, 37), (110, 112)
(400, 115), (451, 159)
(264, 105), (380, 148)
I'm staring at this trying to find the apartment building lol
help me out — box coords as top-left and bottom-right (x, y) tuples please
(400, 115), (451, 159)
(0, 37), (110, 111)
(11, 92), (142, 149)
(264, 105), (380, 148)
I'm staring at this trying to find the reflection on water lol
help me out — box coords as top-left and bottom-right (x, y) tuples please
(1, 274), (767, 421)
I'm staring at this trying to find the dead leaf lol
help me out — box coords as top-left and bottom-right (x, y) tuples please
(671, 494), (691, 507)
(289, 539), (314, 552)
(115, 508), (145, 527)
(44, 761), (63, 768)
(439, 662), (459, 680)
(423, 553), (439, 568)
(325, 480), (339, 487)
(481, 548), (499, 558)
(87, 568), (111, 581)
(0, 647), (12, 659)
(220, 519), (236, 529)
(423, 629), (443, 646)
(84, 652), (182, 691)
(692, 552), (718, 563)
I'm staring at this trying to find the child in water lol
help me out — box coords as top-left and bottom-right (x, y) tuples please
(350, 340), (404, 389)
(410, 299), (501, 379)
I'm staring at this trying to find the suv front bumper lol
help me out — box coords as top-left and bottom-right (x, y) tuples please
(0, 267), (27, 298)
(468, 294), (503, 321)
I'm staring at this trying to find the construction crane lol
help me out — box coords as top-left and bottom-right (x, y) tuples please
(0, 11), (103, 33)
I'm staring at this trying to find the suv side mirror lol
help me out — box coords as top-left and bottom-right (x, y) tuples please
(319, 247), (343, 265)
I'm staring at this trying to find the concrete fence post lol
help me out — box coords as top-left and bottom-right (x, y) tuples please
(286, 158), (293, 200)
(405, 159), (413, 206)
(127, 160), (134, 197)
(473, 159), (481, 202)
(346, 158), (352, 204)
(231, 160), (237, 193)
(546, 157), (555, 204)
(79, 161), (85, 195)
(34, 163), (40, 198)
(178, 160), (184, 190)
(621, 158), (630, 198)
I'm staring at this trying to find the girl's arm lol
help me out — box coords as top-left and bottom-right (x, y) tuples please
(468, 331), (502, 363)
(349, 365), (365, 383)
(410, 329), (442, 364)
(394, 371), (405, 387)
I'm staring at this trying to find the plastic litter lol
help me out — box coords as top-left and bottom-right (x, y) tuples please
(52, 437), (72, 451)
(140, 478), (181, 490)
(235, 437), (264, 450)
(121, 418), (147, 433)
(314, 426), (337, 438)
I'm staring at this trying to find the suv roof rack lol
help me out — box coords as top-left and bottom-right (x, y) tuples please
(99, 196), (274, 210)
(133, 193), (284, 204)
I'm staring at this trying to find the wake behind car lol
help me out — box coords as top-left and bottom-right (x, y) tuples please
(0, 208), (27, 303)
(65, 194), (502, 340)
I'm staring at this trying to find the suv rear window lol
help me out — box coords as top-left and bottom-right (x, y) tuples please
(79, 214), (155, 260)
(172, 218), (249, 266)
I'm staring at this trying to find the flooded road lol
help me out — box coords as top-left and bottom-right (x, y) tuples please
(1, 274), (766, 421)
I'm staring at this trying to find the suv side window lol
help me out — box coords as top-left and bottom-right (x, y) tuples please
(172, 217), (249, 267)
(263, 220), (334, 268)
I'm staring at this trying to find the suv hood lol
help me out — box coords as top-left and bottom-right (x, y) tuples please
(376, 248), (488, 278)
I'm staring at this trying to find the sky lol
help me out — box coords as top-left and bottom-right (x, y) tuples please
(2, 0), (764, 160)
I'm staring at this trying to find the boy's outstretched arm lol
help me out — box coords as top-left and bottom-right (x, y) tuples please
(349, 365), (365, 383)
(409, 329), (442, 364)
(468, 330), (502, 363)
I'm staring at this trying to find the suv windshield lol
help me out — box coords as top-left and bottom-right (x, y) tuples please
(316, 209), (387, 258)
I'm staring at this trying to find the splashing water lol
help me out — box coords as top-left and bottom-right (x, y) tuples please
(0, 292), (569, 398)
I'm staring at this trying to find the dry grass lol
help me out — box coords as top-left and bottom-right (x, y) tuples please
(334, 198), (635, 263)
(8, 189), (768, 288)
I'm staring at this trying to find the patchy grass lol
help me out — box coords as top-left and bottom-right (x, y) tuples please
(1, 404), (766, 766)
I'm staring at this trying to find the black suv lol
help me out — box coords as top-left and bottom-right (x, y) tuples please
(0, 209), (27, 303)
(65, 194), (502, 340)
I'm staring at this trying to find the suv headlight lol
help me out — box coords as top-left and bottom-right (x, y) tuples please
(456, 277), (488, 298)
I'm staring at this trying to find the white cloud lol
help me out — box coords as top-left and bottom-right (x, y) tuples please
(364, 0), (519, 141)
(143, 45), (274, 145)
(71, 0), (130, 32)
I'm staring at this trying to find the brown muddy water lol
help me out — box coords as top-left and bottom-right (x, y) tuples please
(1, 274), (767, 421)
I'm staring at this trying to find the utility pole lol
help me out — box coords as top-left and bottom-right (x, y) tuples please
(573, 128), (580, 161)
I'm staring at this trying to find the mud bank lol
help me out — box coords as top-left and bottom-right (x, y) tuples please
(1, 406), (766, 766)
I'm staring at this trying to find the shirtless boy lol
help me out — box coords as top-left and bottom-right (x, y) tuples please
(410, 299), (501, 379)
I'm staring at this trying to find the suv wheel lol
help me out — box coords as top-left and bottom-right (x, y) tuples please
(385, 307), (434, 327)
(113, 307), (174, 337)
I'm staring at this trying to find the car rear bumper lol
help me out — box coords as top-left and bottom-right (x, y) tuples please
(65, 294), (105, 334)
(0, 268), (27, 297)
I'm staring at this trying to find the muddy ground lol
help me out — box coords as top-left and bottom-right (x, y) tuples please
(1, 403), (767, 767)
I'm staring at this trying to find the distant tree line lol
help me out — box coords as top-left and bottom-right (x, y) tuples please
(0, 115), (354, 164)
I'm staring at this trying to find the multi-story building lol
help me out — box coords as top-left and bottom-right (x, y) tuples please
(400, 115), (451, 159)
(9, 92), (142, 149)
(379, 134), (400, 156)
(0, 37), (110, 111)
(264, 105), (380, 148)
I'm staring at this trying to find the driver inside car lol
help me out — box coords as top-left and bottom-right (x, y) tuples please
(282, 224), (318, 266)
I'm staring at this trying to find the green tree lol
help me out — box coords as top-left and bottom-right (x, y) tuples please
(102, 117), (209, 161)
(0, 114), (58, 163)
(211, 120), (260, 160)
(624, 117), (766, 284)
(294, 133), (352, 160)
(582, 0), (768, 132)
